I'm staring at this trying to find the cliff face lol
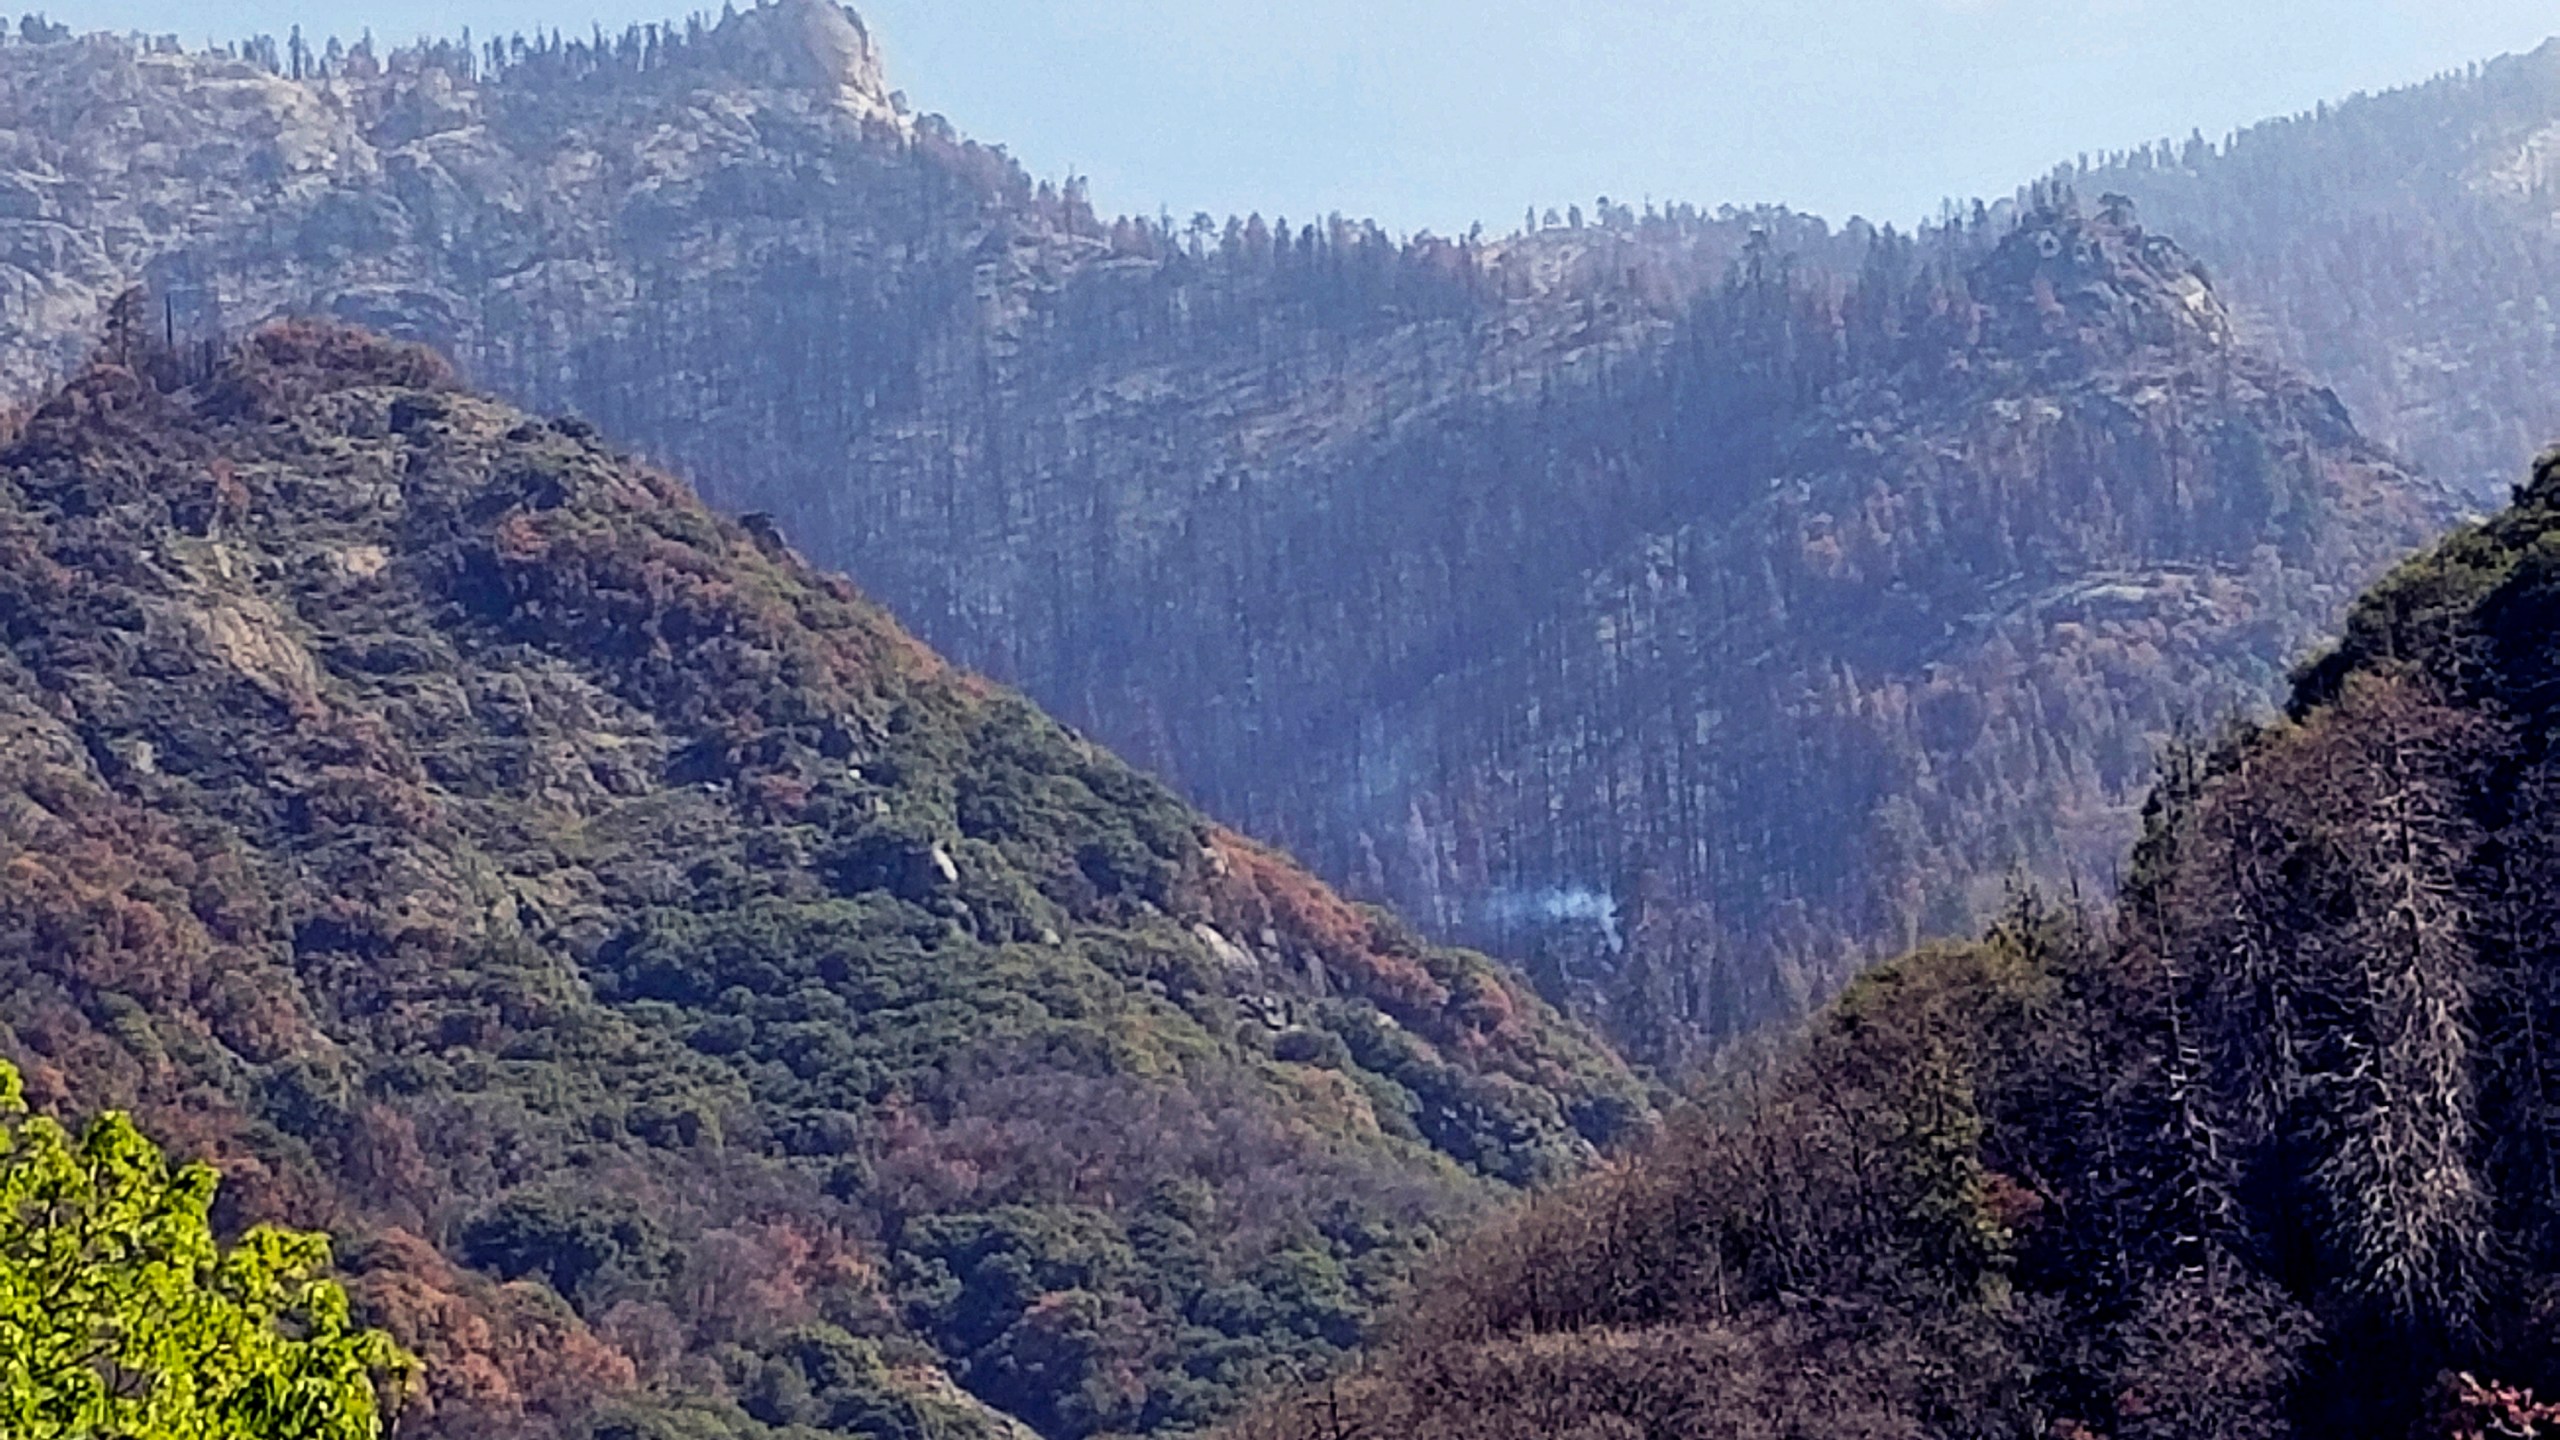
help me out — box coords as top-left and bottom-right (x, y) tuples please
(0, 12), (2453, 1062)
(0, 324), (1642, 1439)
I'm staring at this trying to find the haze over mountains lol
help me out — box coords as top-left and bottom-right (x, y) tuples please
(16, 8), (2560, 1435)
(5, 1), (2534, 1069)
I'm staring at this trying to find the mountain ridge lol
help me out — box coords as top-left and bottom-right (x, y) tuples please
(2076, 35), (2560, 501)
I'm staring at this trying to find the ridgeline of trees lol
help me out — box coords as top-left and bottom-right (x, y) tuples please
(975, 193), (2439, 1071)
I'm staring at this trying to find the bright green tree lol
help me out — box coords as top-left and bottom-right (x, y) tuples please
(0, 1059), (418, 1439)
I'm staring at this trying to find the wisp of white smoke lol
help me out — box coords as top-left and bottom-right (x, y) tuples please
(1482, 885), (1623, 953)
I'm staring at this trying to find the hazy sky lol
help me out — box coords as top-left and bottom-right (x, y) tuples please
(60, 0), (2560, 234)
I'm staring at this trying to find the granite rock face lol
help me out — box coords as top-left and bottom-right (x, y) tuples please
(0, 9), (2455, 1061)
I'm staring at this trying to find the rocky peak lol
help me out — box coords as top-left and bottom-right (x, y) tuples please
(1974, 202), (2234, 362)
(700, 0), (898, 121)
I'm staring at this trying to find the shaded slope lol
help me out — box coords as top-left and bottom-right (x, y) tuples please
(1220, 446), (2560, 1440)
(0, 323), (1641, 1440)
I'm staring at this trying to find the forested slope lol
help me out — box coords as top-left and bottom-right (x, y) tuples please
(0, 321), (1641, 1440)
(1221, 446), (2560, 1440)
(1313, 201), (2448, 1064)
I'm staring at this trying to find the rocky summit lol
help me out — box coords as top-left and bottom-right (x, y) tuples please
(2081, 39), (2560, 502)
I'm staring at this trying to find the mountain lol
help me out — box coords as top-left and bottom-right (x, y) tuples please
(0, 321), (1642, 1440)
(2077, 37), (2560, 501)
(0, 9), (2456, 1066)
(1216, 444), (2560, 1440)
(1256, 202), (2449, 1064)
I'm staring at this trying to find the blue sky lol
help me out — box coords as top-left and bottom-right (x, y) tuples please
(61, 0), (2560, 234)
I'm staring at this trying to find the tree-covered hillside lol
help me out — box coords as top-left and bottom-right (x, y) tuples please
(1219, 446), (2560, 1439)
(1325, 198), (2450, 1067)
(0, 321), (1642, 1440)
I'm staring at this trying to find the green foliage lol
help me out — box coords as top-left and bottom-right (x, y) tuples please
(0, 1059), (415, 1439)
(578, 1328), (1034, 1440)
(460, 1191), (675, 1305)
